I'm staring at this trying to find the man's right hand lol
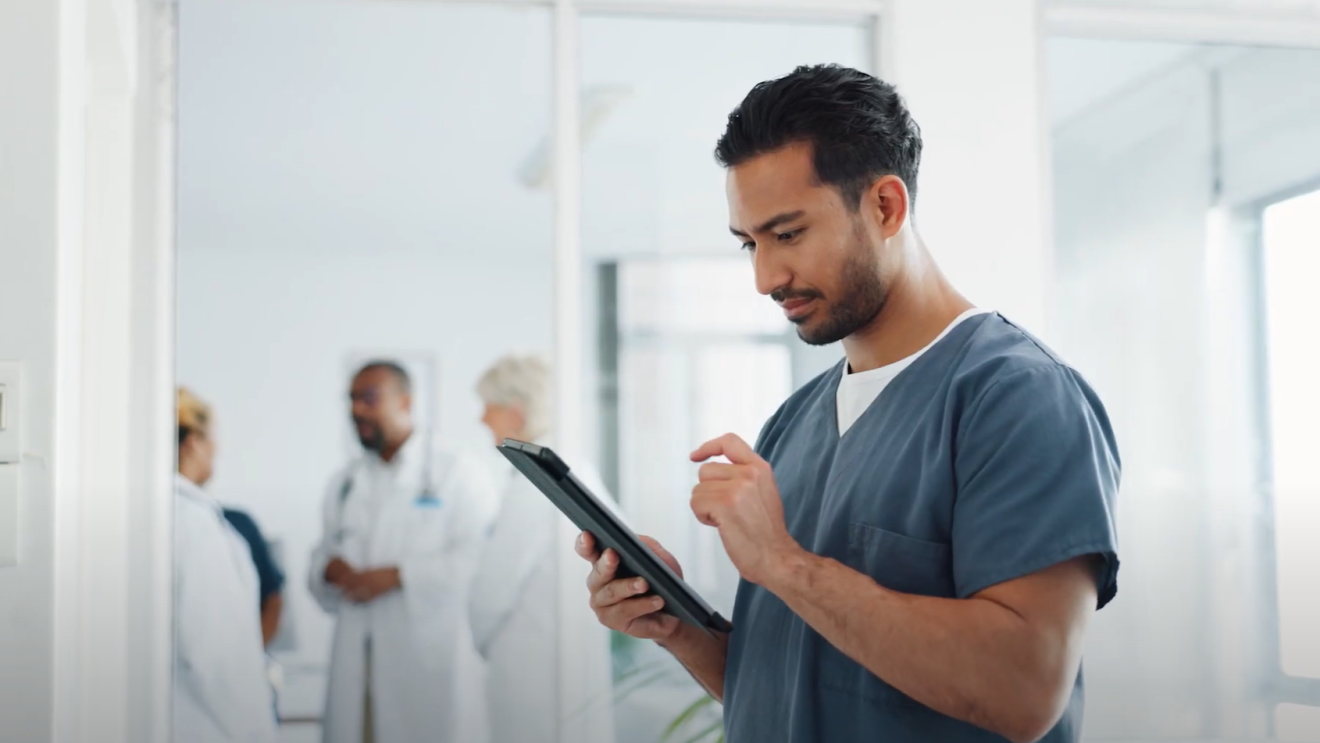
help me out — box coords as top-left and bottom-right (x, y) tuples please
(576, 531), (683, 642)
(324, 557), (355, 587)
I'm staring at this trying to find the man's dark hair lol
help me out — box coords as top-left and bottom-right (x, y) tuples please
(354, 360), (412, 394)
(715, 64), (922, 210)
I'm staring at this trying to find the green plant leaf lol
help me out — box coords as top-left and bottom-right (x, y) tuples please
(681, 717), (724, 743)
(658, 695), (715, 743)
(613, 667), (676, 704)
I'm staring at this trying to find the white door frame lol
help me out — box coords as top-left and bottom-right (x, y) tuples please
(79, 2), (1320, 743)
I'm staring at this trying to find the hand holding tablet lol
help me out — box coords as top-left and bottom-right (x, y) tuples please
(497, 439), (734, 636)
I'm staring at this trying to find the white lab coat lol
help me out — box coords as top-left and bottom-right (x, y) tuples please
(468, 444), (618, 743)
(173, 475), (279, 743)
(308, 434), (498, 743)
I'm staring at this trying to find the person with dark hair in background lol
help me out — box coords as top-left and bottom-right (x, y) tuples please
(577, 64), (1121, 743)
(221, 506), (285, 647)
(174, 387), (278, 743)
(308, 361), (498, 743)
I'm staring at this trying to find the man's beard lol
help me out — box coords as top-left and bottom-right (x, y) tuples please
(793, 237), (888, 346)
(355, 418), (385, 453)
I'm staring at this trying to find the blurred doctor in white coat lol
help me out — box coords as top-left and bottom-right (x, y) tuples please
(469, 353), (617, 743)
(309, 361), (498, 743)
(174, 388), (279, 743)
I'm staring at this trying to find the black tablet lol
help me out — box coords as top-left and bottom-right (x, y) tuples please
(497, 439), (734, 636)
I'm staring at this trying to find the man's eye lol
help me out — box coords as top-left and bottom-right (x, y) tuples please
(777, 230), (800, 242)
(741, 241), (756, 252)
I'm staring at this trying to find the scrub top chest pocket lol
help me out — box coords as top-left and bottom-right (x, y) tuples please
(846, 522), (954, 598)
(817, 523), (956, 708)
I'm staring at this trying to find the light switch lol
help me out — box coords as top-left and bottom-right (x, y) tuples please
(0, 465), (17, 567)
(0, 362), (19, 464)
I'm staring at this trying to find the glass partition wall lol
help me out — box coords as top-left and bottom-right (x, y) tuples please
(176, 3), (879, 742)
(177, 2), (555, 740)
(576, 15), (870, 739)
(173, 2), (1320, 742)
(1047, 37), (1320, 741)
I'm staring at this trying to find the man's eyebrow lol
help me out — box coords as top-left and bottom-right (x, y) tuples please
(730, 210), (807, 238)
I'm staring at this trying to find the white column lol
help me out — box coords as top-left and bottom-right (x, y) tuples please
(124, 5), (177, 742)
(76, 2), (175, 741)
(0, 1), (172, 742)
(74, 66), (138, 743)
(882, 0), (1052, 334)
(0, 2), (85, 743)
(552, 3), (617, 743)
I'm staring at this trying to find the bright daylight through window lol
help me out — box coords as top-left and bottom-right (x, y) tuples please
(1262, 188), (1320, 681)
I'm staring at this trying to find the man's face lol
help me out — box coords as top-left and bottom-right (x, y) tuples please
(349, 368), (411, 452)
(726, 142), (890, 346)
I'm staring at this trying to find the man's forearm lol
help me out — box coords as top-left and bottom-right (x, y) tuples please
(261, 593), (284, 647)
(763, 550), (1086, 742)
(657, 622), (730, 702)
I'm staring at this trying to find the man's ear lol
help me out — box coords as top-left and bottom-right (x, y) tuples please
(868, 174), (910, 238)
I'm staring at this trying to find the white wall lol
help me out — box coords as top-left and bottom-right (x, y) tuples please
(0, 1), (76, 740)
(0, 2), (91, 739)
(175, 245), (552, 678)
(3, 1), (175, 740)
(1219, 48), (1320, 205)
(887, 0), (1052, 334)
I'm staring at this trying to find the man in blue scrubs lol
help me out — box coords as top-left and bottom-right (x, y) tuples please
(577, 64), (1120, 743)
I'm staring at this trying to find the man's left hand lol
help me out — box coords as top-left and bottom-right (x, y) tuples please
(690, 433), (803, 586)
(342, 567), (402, 604)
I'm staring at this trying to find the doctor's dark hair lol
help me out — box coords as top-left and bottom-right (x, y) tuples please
(715, 64), (923, 210)
(354, 360), (412, 394)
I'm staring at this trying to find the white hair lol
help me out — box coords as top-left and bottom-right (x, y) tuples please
(476, 353), (553, 441)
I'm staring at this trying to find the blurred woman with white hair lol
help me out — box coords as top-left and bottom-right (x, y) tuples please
(468, 353), (616, 743)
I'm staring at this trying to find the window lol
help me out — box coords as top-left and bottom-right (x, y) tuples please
(604, 257), (793, 611)
(1261, 188), (1320, 683)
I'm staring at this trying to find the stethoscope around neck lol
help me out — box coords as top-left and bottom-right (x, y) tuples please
(332, 428), (439, 546)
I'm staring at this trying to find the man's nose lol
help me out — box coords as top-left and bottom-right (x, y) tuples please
(753, 248), (791, 297)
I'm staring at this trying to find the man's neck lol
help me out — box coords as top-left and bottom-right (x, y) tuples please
(178, 466), (207, 488)
(840, 233), (973, 375)
(378, 429), (414, 464)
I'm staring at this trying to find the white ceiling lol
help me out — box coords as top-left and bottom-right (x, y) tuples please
(177, 0), (556, 258)
(1050, 0), (1320, 10)
(1046, 36), (1200, 125)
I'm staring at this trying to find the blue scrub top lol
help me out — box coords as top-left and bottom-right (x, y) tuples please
(223, 507), (286, 607)
(723, 312), (1120, 743)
